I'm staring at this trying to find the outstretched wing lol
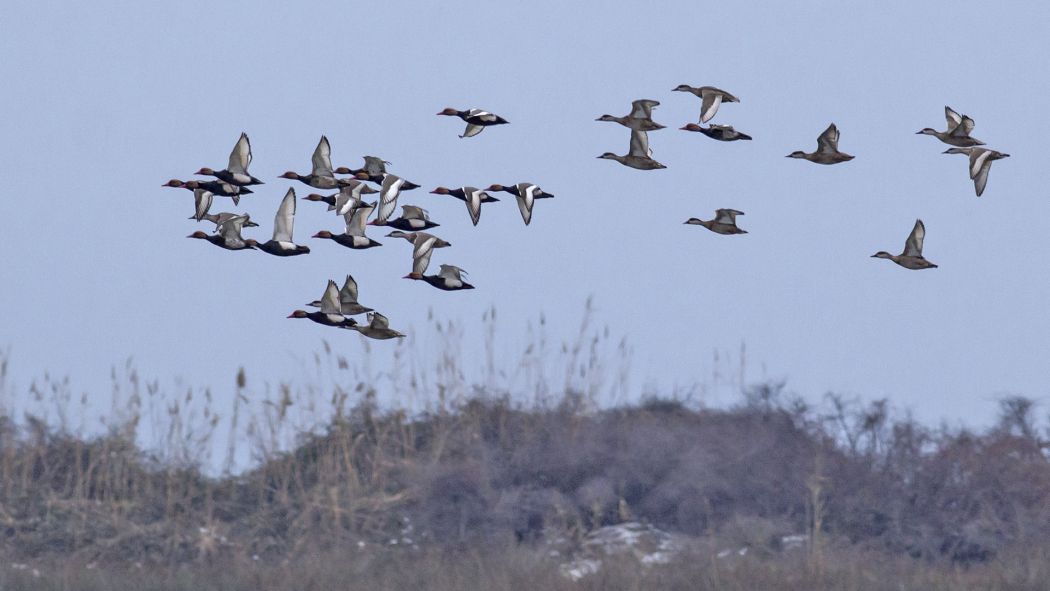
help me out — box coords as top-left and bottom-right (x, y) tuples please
(816, 123), (840, 153)
(903, 219), (925, 257)
(628, 99), (659, 120)
(193, 188), (214, 221)
(700, 91), (723, 123)
(369, 312), (390, 330)
(376, 174), (406, 223)
(944, 106), (963, 131)
(461, 123), (484, 138)
(628, 130), (651, 158)
(714, 209), (743, 225)
(344, 202), (374, 236)
(411, 233), (438, 276)
(320, 280), (341, 315)
(227, 132), (252, 174)
(400, 205), (428, 220)
(950, 115), (976, 138)
(311, 135), (334, 177)
(361, 155), (388, 176)
(438, 264), (466, 281)
(273, 188), (296, 243)
(340, 274), (360, 304)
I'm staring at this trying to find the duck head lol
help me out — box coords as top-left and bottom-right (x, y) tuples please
(195, 167), (216, 176)
(595, 115), (619, 122)
(680, 124), (704, 132)
(278, 171), (300, 180)
(163, 179), (185, 187)
(683, 218), (703, 225)
(187, 231), (210, 239)
(333, 166), (354, 175)
(353, 172), (372, 180)
(596, 152), (619, 160)
(386, 230), (412, 239)
(871, 251), (894, 260)
(785, 151), (808, 159)
(403, 273), (423, 280)
(244, 239), (260, 249)
(430, 187), (451, 195)
(436, 108), (460, 116)
(485, 184), (506, 192)
(287, 310), (309, 319)
(916, 128), (938, 136)
(942, 148), (972, 155)
(312, 230), (334, 239)
(303, 194), (327, 202)
(671, 84), (694, 92)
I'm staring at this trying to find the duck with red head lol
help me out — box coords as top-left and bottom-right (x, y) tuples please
(680, 123), (752, 142)
(195, 132), (264, 186)
(437, 107), (509, 138)
(486, 183), (554, 226)
(281, 135), (353, 190)
(430, 186), (499, 226)
(289, 280), (359, 328)
(404, 264), (475, 291)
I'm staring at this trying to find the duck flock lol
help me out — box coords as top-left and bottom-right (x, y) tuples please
(163, 89), (1009, 338)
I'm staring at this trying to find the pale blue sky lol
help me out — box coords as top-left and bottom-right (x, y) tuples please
(2, 1), (1048, 426)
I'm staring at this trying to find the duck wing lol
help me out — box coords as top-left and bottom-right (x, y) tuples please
(950, 115), (977, 138)
(361, 155), (389, 176)
(699, 92), (723, 123)
(340, 274), (361, 305)
(464, 187), (484, 226)
(217, 215), (249, 247)
(628, 130), (652, 158)
(516, 183), (539, 226)
(377, 174), (406, 223)
(816, 123), (840, 153)
(628, 99), (659, 120)
(273, 188), (296, 243)
(903, 219), (925, 257)
(227, 132), (252, 175)
(714, 209), (743, 225)
(438, 264), (466, 281)
(944, 106), (963, 131)
(368, 312), (390, 330)
(400, 205), (429, 220)
(311, 135), (334, 178)
(320, 280), (342, 315)
(344, 202), (374, 236)
(411, 233), (438, 276)
(971, 152), (995, 197)
(193, 188), (214, 221)
(461, 123), (485, 138)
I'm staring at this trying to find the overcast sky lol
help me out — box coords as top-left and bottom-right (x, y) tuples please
(2, 1), (1048, 427)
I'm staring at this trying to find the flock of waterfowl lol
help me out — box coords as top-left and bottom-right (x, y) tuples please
(164, 107), (548, 339)
(163, 90), (1010, 338)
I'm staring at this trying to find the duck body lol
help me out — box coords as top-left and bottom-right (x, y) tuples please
(288, 310), (358, 328)
(430, 186), (499, 225)
(595, 114), (666, 131)
(685, 209), (747, 234)
(943, 147), (1010, 197)
(188, 231), (257, 251)
(194, 212), (259, 229)
(352, 312), (406, 340)
(681, 123), (752, 141)
(313, 231), (382, 250)
(279, 172), (350, 190)
(381, 216), (439, 231)
(407, 273), (476, 291)
(872, 219), (937, 270)
(437, 108), (509, 138)
(257, 241), (310, 256)
(786, 123), (854, 165)
(597, 152), (666, 170)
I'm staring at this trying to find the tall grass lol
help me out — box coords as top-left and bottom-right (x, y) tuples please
(1, 308), (1049, 590)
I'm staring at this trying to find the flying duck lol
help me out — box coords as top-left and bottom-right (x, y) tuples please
(672, 85), (740, 123)
(597, 129), (666, 170)
(334, 156), (392, 183)
(306, 274), (373, 316)
(288, 280), (358, 328)
(189, 188), (259, 229)
(595, 99), (666, 131)
(354, 173), (419, 224)
(437, 108), (509, 138)
(256, 188), (310, 256)
(313, 202), (382, 249)
(187, 215), (257, 250)
(374, 205), (440, 231)
(943, 147), (1010, 197)
(786, 123), (854, 164)
(352, 312), (406, 340)
(405, 264), (475, 291)
(916, 106), (985, 147)
(164, 179), (252, 204)
(486, 183), (554, 225)
(195, 132), (263, 186)
(302, 181), (379, 213)
(429, 186), (499, 226)
(279, 136), (352, 190)
(685, 209), (747, 234)
(871, 219), (937, 270)
(680, 123), (752, 141)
